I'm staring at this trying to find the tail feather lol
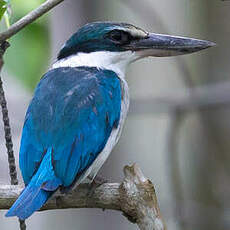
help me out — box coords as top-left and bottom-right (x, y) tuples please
(6, 148), (61, 219)
(5, 183), (52, 220)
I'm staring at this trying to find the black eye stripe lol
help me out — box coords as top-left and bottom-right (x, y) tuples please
(107, 30), (132, 45)
(110, 31), (122, 41)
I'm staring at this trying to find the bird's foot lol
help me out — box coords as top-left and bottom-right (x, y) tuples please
(90, 174), (108, 185)
(87, 175), (108, 197)
(59, 185), (72, 194)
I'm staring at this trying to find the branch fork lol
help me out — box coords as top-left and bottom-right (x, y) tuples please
(0, 164), (166, 230)
(120, 164), (166, 230)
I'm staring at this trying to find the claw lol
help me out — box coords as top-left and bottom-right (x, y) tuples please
(87, 175), (108, 196)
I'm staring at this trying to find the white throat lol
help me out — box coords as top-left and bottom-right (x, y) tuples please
(52, 51), (137, 78)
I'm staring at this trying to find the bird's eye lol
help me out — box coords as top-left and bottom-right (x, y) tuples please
(108, 30), (130, 44)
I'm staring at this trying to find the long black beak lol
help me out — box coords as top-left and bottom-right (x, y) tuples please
(126, 33), (216, 57)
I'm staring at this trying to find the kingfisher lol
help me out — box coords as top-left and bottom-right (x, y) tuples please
(6, 21), (214, 220)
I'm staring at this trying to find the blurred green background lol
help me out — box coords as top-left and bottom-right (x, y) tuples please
(3, 0), (50, 90)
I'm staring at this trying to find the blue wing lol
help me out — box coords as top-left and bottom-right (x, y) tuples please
(19, 66), (121, 187)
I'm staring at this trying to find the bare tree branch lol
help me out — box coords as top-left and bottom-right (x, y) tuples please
(0, 164), (166, 230)
(0, 0), (64, 42)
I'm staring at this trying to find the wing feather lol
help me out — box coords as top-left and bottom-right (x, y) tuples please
(19, 67), (121, 187)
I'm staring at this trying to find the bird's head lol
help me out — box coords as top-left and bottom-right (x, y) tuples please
(55, 22), (215, 75)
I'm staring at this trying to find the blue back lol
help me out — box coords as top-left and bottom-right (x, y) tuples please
(19, 66), (121, 187)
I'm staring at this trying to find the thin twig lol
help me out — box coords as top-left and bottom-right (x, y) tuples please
(0, 0), (64, 42)
(19, 219), (26, 230)
(0, 78), (18, 185)
(0, 164), (166, 230)
(0, 41), (18, 186)
(0, 41), (22, 229)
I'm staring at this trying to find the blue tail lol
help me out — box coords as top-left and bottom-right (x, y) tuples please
(6, 148), (62, 220)
(5, 183), (52, 220)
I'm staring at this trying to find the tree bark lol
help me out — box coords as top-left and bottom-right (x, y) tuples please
(1, 164), (166, 230)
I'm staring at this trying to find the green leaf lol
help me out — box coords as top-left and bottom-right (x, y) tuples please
(0, 0), (7, 21)
(4, 0), (50, 91)
(5, 22), (50, 90)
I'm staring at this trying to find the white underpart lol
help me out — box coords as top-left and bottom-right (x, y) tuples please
(52, 51), (137, 77)
(52, 51), (138, 185)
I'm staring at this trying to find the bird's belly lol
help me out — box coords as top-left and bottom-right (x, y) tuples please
(73, 78), (129, 187)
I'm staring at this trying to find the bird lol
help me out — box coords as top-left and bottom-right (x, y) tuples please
(5, 21), (215, 220)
